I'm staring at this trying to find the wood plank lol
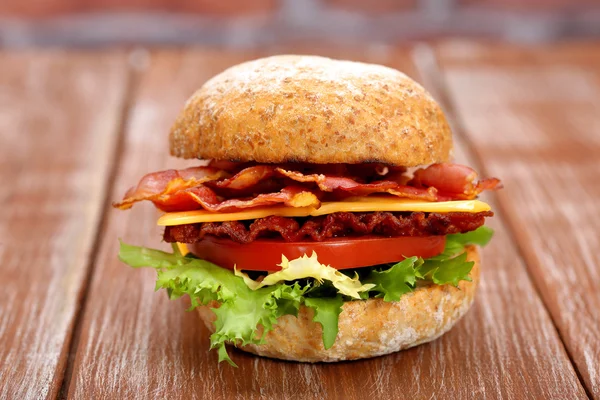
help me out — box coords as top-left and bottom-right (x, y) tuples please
(0, 0), (276, 17)
(436, 40), (600, 398)
(0, 51), (128, 398)
(68, 47), (586, 399)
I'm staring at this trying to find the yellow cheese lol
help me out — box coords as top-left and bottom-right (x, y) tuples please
(157, 196), (491, 226)
(175, 242), (189, 256)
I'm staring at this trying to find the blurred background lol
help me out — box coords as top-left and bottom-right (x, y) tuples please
(1, 0), (599, 48)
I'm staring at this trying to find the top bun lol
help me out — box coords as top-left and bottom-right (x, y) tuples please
(169, 55), (453, 166)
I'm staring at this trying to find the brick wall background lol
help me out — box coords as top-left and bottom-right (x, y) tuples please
(1, 0), (599, 47)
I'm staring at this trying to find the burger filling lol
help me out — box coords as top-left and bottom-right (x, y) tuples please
(115, 161), (500, 365)
(163, 211), (492, 243)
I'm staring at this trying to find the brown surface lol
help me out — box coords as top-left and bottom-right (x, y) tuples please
(325, 0), (418, 13)
(3, 0), (595, 18)
(0, 44), (597, 399)
(169, 55), (453, 166)
(436, 40), (600, 399)
(198, 246), (480, 362)
(0, 0), (275, 17)
(0, 51), (128, 398)
(460, 0), (597, 10)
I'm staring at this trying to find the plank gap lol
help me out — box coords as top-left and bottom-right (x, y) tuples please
(411, 43), (593, 400)
(57, 51), (143, 400)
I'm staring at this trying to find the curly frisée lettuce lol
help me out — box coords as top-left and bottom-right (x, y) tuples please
(119, 241), (306, 366)
(118, 226), (493, 365)
(234, 253), (375, 299)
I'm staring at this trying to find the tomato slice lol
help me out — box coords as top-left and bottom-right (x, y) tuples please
(188, 235), (446, 271)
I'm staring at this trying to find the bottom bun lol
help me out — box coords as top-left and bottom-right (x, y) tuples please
(197, 245), (480, 362)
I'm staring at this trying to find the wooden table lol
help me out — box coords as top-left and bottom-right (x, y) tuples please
(2, 41), (599, 400)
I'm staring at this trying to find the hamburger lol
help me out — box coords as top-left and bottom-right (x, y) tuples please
(115, 55), (501, 366)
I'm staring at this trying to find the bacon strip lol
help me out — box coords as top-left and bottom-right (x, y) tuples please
(411, 163), (502, 199)
(211, 165), (276, 190)
(114, 162), (501, 213)
(113, 167), (227, 210)
(150, 186), (218, 212)
(188, 185), (320, 213)
(164, 211), (493, 244)
(276, 168), (439, 200)
(207, 159), (250, 172)
(139, 185), (319, 213)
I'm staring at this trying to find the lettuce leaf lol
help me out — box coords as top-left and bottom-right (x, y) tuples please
(419, 225), (494, 285)
(418, 252), (473, 286)
(436, 225), (494, 260)
(234, 252), (374, 299)
(119, 241), (181, 268)
(117, 226), (494, 364)
(304, 295), (344, 349)
(363, 257), (421, 302)
(365, 226), (493, 300)
(119, 242), (306, 366)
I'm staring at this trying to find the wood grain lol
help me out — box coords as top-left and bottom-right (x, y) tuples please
(0, 51), (128, 398)
(0, 0), (276, 18)
(436, 40), (600, 398)
(67, 47), (587, 399)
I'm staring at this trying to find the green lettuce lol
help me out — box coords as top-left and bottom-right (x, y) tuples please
(363, 226), (493, 301)
(304, 296), (344, 349)
(120, 242), (306, 366)
(118, 226), (493, 365)
(363, 257), (422, 302)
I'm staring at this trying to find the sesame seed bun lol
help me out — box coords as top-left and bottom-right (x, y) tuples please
(170, 55), (453, 166)
(196, 245), (479, 362)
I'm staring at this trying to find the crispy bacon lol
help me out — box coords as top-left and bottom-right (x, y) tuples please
(113, 167), (227, 210)
(276, 168), (439, 200)
(113, 165), (318, 212)
(411, 163), (502, 199)
(164, 211), (493, 244)
(147, 185), (319, 213)
(188, 185), (320, 213)
(206, 160), (250, 172)
(151, 186), (218, 212)
(212, 165), (276, 190)
(113, 162), (501, 213)
(475, 177), (503, 194)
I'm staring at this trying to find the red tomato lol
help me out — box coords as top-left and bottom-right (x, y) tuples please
(188, 235), (446, 271)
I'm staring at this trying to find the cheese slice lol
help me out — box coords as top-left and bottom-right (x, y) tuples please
(175, 242), (189, 256)
(157, 196), (491, 226)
